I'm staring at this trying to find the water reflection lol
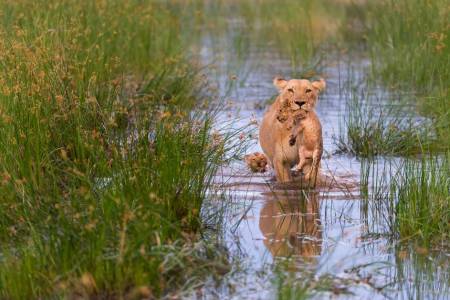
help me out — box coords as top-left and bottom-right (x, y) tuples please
(259, 190), (322, 259)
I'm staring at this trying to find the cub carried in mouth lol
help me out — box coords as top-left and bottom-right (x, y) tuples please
(287, 103), (323, 186)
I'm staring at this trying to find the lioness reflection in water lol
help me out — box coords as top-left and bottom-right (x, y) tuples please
(259, 191), (322, 259)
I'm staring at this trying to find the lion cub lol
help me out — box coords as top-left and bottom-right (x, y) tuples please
(244, 152), (268, 173)
(288, 104), (323, 185)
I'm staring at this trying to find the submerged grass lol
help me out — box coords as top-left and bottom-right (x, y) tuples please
(0, 0), (241, 298)
(273, 256), (387, 300)
(393, 244), (449, 299)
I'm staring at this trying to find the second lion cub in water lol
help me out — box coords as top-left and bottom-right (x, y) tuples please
(288, 104), (323, 185)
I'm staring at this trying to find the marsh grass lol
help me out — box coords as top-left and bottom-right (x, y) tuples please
(0, 0), (449, 298)
(273, 261), (339, 300)
(335, 85), (437, 157)
(359, 0), (450, 151)
(0, 0), (245, 298)
(360, 155), (449, 247)
(274, 271), (350, 300)
(393, 154), (449, 246)
(249, 0), (348, 76)
(338, 0), (450, 249)
(363, 0), (449, 91)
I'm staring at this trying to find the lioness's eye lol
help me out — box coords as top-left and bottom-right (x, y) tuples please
(287, 88), (294, 93)
(305, 89), (312, 93)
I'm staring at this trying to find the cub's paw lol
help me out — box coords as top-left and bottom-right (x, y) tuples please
(244, 152), (268, 173)
(293, 164), (303, 173)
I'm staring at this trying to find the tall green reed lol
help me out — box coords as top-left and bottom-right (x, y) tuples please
(0, 0), (240, 298)
(393, 154), (449, 246)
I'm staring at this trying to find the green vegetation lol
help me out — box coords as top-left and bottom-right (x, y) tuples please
(0, 0), (448, 298)
(364, 0), (449, 92)
(0, 0), (237, 298)
(336, 86), (437, 157)
(360, 155), (449, 247)
(350, 0), (450, 247)
(394, 154), (449, 246)
(230, 0), (347, 73)
(363, 0), (450, 151)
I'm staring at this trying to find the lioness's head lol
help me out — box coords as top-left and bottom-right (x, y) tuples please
(273, 77), (326, 111)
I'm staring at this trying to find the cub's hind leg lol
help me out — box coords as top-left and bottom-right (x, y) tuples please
(294, 146), (311, 173)
(304, 148), (322, 187)
(294, 155), (308, 172)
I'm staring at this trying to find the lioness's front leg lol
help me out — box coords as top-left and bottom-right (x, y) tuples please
(273, 156), (292, 182)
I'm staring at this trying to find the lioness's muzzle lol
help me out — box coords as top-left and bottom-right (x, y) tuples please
(294, 100), (306, 108)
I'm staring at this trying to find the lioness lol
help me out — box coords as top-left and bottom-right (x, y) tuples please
(259, 77), (325, 183)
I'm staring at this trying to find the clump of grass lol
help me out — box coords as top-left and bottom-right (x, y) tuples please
(393, 154), (449, 247)
(275, 270), (311, 300)
(0, 0), (241, 298)
(335, 86), (436, 157)
(360, 155), (449, 247)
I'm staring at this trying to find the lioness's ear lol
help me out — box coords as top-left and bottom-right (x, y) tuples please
(273, 77), (288, 91)
(312, 78), (326, 93)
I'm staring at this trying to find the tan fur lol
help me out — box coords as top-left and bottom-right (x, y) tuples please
(259, 77), (325, 184)
(244, 152), (268, 173)
(290, 109), (323, 186)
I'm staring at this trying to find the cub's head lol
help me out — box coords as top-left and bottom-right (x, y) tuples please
(244, 152), (268, 173)
(273, 77), (326, 111)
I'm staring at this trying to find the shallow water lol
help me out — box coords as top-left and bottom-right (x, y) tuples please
(195, 29), (449, 300)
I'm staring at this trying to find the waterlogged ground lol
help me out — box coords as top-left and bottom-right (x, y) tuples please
(195, 30), (449, 299)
